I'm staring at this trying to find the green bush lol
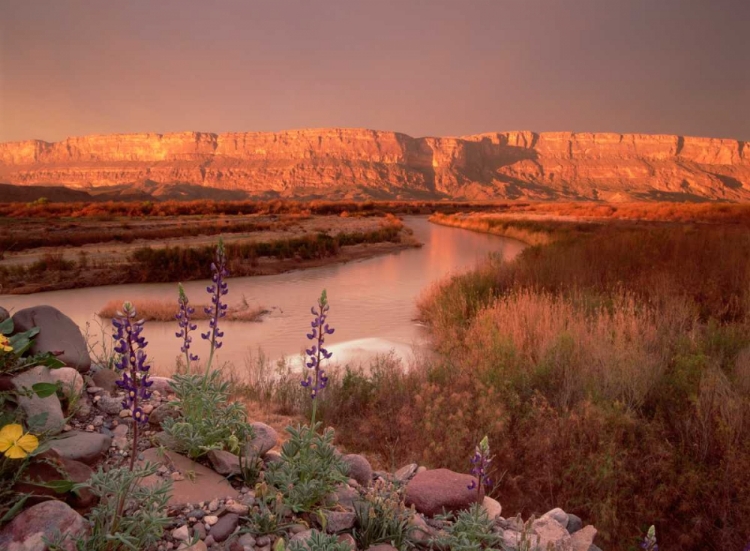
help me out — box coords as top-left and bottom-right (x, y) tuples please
(264, 424), (348, 513)
(432, 503), (503, 551)
(162, 371), (254, 459)
(353, 479), (415, 550)
(289, 530), (353, 551)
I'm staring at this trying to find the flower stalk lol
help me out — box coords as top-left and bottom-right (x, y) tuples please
(175, 283), (199, 372)
(302, 289), (334, 426)
(467, 435), (492, 500)
(201, 238), (229, 379)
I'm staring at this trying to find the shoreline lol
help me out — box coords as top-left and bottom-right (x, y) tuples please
(1, 237), (422, 295)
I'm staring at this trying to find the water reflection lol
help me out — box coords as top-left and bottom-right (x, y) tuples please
(0, 217), (525, 371)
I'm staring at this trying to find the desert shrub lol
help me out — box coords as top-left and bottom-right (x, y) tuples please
(432, 503), (503, 551)
(288, 530), (353, 551)
(49, 463), (171, 551)
(162, 370), (254, 459)
(353, 479), (415, 551)
(264, 424), (349, 513)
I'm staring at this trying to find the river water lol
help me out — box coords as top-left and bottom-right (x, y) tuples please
(0, 217), (524, 373)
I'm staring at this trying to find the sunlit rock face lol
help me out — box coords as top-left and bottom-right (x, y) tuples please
(1, 128), (748, 200)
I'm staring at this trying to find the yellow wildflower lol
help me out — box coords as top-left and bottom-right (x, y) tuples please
(0, 335), (12, 353)
(0, 424), (39, 459)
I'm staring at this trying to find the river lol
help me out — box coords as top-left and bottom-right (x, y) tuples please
(0, 217), (524, 374)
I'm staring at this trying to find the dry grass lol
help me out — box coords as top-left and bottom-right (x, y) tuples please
(97, 298), (268, 322)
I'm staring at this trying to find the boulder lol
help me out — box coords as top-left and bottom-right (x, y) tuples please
(207, 449), (241, 476)
(50, 431), (112, 465)
(571, 526), (597, 551)
(245, 422), (278, 456)
(209, 513), (239, 542)
(0, 500), (88, 551)
(12, 306), (91, 372)
(394, 463), (418, 483)
(405, 468), (482, 517)
(91, 369), (120, 393)
(12, 366), (65, 434)
(148, 403), (179, 427)
(532, 516), (573, 551)
(138, 447), (239, 506)
(567, 514), (583, 534)
(342, 454), (372, 487)
(14, 449), (96, 511)
(482, 496), (503, 519)
(542, 507), (569, 529)
(323, 510), (356, 533)
(48, 367), (85, 402)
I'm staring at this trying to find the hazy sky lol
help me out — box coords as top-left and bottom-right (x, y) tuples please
(1, 0), (748, 143)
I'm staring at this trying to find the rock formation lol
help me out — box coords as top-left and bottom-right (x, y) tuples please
(1, 128), (748, 201)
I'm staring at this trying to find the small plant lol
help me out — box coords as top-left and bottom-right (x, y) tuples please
(201, 238), (229, 375)
(302, 289), (335, 425)
(162, 370), (253, 459)
(49, 463), (171, 551)
(242, 481), (295, 536)
(289, 530), (352, 551)
(467, 436), (493, 499)
(175, 283), (199, 372)
(353, 478), (415, 550)
(641, 525), (658, 551)
(432, 503), (503, 551)
(264, 423), (348, 513)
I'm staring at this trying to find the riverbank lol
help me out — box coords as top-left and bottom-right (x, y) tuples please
(0, 214), (420, 294)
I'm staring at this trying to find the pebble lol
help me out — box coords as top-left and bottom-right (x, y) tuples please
(225, 502), (248, 515)
(208, 499), (219, 512)
(204, 535), (215, 547)
(85, 425), (95, 432)
(204, 515), (219, 526)
(63, 424), (72, 432)
(92, 415), (104, 427)
(171, 525), (190, 541)
(171, 472), (185, 481)
(119, 409), (131, 418)
(87, 386), (104, 394)
(143, 403), (155, 414)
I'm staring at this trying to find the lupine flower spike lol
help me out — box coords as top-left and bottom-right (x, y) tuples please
(175, 283), (199, 372)
(302, 289), (335, 426)
(640, 525), (658, 551)
(467, 435), (493, 500)
(113, 301), (152, 470)
(201, 238), (229, 376)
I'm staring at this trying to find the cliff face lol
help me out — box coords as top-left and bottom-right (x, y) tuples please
(1, 128), (748, 201)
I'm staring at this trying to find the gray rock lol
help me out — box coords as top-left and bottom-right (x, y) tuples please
(324, 510), (356, 533)
(0, 500), (87, 551)
(245, 422), (278, 456)
(51, 430), (112, 464)
(394, 463), (418, 483)
(172, 524), (190, 541)
(208, 512), (238, 542)
(405, 468), (482, 517)
(567, 514), (583, 534)
(12, 305), (91, 372)
(12, 365), (66, 434)
(330, 483), (359, 509)
(342, 454), (372, 487)
(238, 533), (256, 548)
(97, 393), (123, 415)
(187, 509), (206, 520)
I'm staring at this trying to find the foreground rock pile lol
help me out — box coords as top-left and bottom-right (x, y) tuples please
(0, 304), (603, 551)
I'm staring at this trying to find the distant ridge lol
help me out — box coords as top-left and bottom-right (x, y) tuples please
(1, 128), (748, 201)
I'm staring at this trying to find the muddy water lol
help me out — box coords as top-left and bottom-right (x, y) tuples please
(0, 217), (525, 373)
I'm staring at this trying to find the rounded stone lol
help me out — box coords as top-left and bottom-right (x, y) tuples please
(342, 454), (373, 487)
(405, 468), (483, 517)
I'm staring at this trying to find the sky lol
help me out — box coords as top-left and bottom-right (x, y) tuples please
(1, 0), (748, 143)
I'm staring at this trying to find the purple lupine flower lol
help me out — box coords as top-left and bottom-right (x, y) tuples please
(201, 238), (229, 372)
(302, 289), (334, 405)
(467, 436), (492, 499)
(112, 301), (152, 470)
(640, 526), (658, 551)
(176, 283), (199, 370)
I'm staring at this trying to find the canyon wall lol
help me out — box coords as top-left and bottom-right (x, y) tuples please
(0, 128), (748, 201)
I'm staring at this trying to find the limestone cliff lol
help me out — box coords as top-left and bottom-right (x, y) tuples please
(1, 128), (748, 201)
